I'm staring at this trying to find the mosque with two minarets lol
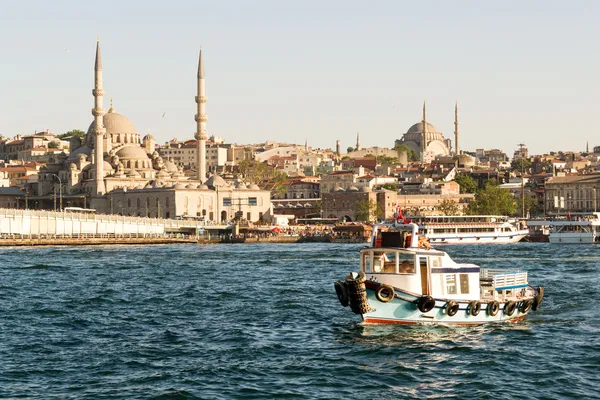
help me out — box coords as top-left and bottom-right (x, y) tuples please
(35, 41), (271, 222)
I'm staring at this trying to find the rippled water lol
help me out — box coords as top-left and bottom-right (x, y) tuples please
(0, 243), (598, 399)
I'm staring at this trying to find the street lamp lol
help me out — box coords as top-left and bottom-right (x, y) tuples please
(52, 174), (63, 211)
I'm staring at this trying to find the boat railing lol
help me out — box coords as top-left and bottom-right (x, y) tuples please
(480, 268), (528, 290)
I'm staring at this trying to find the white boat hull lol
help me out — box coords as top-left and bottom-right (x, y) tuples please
(426, 230), (528, 245)
(548, 233), (596, 244)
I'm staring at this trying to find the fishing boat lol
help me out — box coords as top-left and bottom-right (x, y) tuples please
(408, 215), (528, 244)
(334, 223), (544, 325)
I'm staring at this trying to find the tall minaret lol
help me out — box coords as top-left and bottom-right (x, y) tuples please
(454, 102), (460, 155)
(421, 101), (428, 160)
(92, 40), (106, 195)
(356, 132), (361, 151)
(336, 140), (341, 156)
(195, 47), (207, 182)
(305, 138), (308, 152)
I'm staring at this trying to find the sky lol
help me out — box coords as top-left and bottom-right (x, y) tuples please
(1, 0), (599, 156)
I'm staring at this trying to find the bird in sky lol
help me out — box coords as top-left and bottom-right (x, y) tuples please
(162, 112), (166, 118)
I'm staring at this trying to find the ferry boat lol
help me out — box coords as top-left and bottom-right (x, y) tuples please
(334, 223), (544, 325)
(408, 215), (528, 244)
(547, 212), (600, 244)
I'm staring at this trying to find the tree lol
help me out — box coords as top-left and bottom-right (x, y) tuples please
(454, 174), (478, 194)
(364, 153), (376, 158)
(516, 193), (539, 218)
(511, 157), (532, 171)
(436, 199), (460, 216)
(393, 144), (418, 162)
(466, 181), (516, 215)
(56, 129), (85, 139)
(236, 160), (288, 196)
(47, 142), (59, 149)
(347, 146), (355, 154)
(382, 183), (399, 191)
(355, 200), (383, 222)
(378, 156), (399, 165)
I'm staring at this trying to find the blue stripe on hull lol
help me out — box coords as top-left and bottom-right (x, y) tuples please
(362, 287), (530, 325)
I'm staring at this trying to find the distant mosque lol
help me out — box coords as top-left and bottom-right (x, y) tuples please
(34, 41), (271, 221)
(394, 102), (460, 163)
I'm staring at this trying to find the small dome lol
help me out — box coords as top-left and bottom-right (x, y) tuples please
(115, 146), (151, 160)
(68, 145), (92, 161)
(82, 161), (114, 173)
(174, 183), (187, 190)
(236, 182), (248, 189)
(127, 169), (141, 178)
(360, 186), (372, 192)
(134, 185), (144, 190)
(164, 160), (178, 173)
(334, 186), (345, 192)
(198, 184), (209, 190)
(347, 186), (359, 192)
(206, 174), (227, 187)
(185, 184), (196, 189)
(247, 184), (260, 190)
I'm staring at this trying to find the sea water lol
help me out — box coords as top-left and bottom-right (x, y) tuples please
(0, 243), (597, 399)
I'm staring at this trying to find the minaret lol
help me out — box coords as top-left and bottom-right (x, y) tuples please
(586, 141), (589, 153)
(421, 101), (428, 160)
(195, 47), (207, 182)
(356, 132), (361, 151)
(336, 140), (341, 156)
(454, 102), (460, 155)
(92, 40), (106, 195)
(305, 138), (308, 152)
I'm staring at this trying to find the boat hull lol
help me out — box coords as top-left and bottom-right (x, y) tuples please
(426, 231), (528, 245)
(360, 282), (532, 325)
(548, 233), (596, 244)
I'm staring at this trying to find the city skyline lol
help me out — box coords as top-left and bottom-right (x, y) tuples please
(1, 1), (599, 156)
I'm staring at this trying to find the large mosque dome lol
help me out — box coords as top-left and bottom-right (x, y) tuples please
(85, 109), (141, 147)
(407, 122), (440, 135)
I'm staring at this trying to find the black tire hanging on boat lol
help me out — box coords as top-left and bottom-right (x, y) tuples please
(487, 301), (500, 316)
(446, 300), (459, 317)
(417, 295), (436, 313)
(519, 299), (533, 313)
(532, 286), (545, 311)
(334, 281), (349, 307)
(504, 301), (517, 316)
(375, 284), (395, 303)
(468, 300), (481, 316)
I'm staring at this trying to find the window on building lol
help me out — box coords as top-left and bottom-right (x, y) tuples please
(223, 197), (232, 206)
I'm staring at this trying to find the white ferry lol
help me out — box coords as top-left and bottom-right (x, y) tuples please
(334, 223), (544, 325)
(547, 212), (600, 244)
(408, 215), (528, 244)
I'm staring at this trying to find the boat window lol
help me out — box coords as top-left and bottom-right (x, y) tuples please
(373, 251), (397, 273)
(445, 274), (457, 294)
(398, 253), (415, 274)
(362, 252), (372, 273)
(459, 273), (469, 294)
(430, 257), (442, 268)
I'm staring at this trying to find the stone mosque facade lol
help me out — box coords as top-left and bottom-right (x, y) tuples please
(394, 102), (460, 163)
(35, 42), (271, 222)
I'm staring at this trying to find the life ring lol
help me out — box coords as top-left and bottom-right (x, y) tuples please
(334, 281), (349, 307)
(417, 295), (436, 313)
(504, 301), (517, 316)
(519, 299), (533, 313)
(376, 284), (395, 303)
(468, 300), (481, 316)
(405, 234), (412, 248)
(532, 286), (544, 311)
(446, 300), (459, 317)
(487, 301), (500, 316)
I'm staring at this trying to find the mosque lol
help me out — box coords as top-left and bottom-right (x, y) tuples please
(394, 102), (460, 163)
(34, 42), (271, 222)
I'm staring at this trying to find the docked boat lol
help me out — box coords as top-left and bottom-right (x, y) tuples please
(408, 215), (528, 244)
(547, 212), (600, 244)
(334, 223), (544, 325)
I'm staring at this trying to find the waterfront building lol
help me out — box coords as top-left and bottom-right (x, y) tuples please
(544, 174), (600, 214)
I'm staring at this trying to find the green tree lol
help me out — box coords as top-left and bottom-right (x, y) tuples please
(236, 160), (288, 196)
(364, 153), (376, 158)
(511, 157), (532, 171)
(347, 146), (355, 154)
(382, 183), (399, 191)
(516, 193), (539, 218)
(378, 156), (399, 165)
(393, 144), (418, 162)
(355, 200), (383, 222)
(47, 142), (59, 149)
(454, 174), (478, 194)
(466, 181), (516, 215)
(436, 199), (460, 216)
(56, 129), (85, 139)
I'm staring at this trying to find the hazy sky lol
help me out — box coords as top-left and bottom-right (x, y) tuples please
(1, 0), (598, 156)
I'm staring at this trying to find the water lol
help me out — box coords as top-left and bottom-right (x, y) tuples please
(0, 243), (598, 399)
